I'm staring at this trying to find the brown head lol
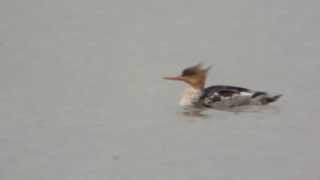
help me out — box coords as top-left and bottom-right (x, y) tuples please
(164, 64), (212, 89)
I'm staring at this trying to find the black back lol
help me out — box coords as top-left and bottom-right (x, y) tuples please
(201, 85), (251, 99)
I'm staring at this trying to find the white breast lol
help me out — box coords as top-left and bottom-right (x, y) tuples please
(179, 87), (202, 107)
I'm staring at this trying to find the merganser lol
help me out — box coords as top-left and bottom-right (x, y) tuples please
(164, 64), (282, 110)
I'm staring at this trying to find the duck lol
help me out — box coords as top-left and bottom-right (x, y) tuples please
(164, 64), (282, 110)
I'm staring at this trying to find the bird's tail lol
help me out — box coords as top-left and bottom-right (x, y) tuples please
(251, 92), (282, 105)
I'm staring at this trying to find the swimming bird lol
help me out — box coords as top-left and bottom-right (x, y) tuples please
(164, 64), (282, 110)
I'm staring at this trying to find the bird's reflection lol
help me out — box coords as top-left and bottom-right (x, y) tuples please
(177, 105), (281, 119)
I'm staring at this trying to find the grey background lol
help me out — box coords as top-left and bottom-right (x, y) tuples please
(1, 0), (320, 179)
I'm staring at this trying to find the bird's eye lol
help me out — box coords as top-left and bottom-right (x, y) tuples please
(182, 68), (195, 76)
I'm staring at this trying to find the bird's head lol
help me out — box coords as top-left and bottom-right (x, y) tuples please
(164, 63), (212, 89)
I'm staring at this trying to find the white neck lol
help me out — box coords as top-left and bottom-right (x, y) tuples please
(179, 87), (202, 107)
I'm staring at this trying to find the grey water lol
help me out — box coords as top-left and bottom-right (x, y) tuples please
(1, 0), (320, 179)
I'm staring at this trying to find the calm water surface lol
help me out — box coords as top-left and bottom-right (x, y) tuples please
(0, 0), (319, 179)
